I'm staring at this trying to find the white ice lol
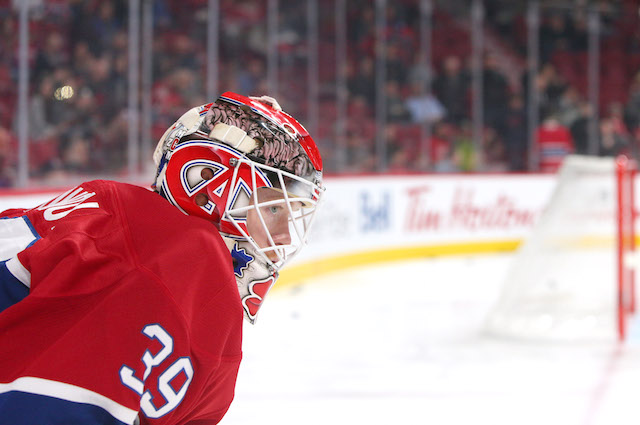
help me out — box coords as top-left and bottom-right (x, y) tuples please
(220, 253), (640, 425)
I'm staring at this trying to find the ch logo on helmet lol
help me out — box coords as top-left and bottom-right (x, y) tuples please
(180, 160), (227, 196)
(164, 141), (275, 236)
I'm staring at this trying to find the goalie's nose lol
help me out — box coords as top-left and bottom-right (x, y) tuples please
(269, 215), (292, 246)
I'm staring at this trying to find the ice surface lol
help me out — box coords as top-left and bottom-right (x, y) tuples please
(220, 254), (640, 425)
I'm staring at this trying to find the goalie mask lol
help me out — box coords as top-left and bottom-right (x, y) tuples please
(153, 92), (324, 324)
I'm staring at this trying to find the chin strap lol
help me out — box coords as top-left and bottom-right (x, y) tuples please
(224, 238), (279, 324)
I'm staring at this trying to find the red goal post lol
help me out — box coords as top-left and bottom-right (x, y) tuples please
(617, 155), (636, 341)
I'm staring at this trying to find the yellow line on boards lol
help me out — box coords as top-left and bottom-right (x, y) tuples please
(275, 239), (523, 290)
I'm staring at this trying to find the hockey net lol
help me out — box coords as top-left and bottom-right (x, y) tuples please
(485, 155), (637, 342)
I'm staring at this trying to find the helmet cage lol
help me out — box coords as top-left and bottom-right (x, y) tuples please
(161, 138), (322, 272)
(223, 155), (323, 270)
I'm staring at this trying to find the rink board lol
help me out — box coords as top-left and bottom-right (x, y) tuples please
(0, 173), (629, 288)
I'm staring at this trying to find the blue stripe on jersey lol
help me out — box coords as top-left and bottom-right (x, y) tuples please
(0, 391), (130, 425)
(0, 260), (29, 314)
(23, 216), (40, 248)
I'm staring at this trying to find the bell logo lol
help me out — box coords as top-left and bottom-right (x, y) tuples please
(360, 191), (390, 232)
(37, 187), (99, 221)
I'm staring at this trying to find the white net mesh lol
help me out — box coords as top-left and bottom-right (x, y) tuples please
(484, 156), (625, 341)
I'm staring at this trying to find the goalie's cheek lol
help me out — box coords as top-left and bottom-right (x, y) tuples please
(262, 206), (292, 246)
(247, 206), (291, 261)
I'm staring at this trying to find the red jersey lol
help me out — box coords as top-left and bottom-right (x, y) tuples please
(536, 123), (574, 172)
(0, 180), (243, 424)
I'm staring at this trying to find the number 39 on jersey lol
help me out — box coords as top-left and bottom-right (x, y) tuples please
(119, 324), (194, 419)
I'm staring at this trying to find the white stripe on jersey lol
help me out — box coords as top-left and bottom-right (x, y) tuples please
(6, 256), (31, 288)
(0, 217), (39, 262)
(0, 376), (139, 425)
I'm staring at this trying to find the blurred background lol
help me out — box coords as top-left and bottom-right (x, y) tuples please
(2, 2), (640, 423)
(1, 0), (639, 187)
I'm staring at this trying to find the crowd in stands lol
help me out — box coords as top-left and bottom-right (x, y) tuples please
(0, 0), (640, 186)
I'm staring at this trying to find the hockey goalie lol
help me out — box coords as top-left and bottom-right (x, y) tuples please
(0, 92), (324, 424)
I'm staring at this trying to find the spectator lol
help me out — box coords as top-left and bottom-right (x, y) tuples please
(607, 102), (630, 137)
(521, 63), (567, 123)
(387, 143), (411, 173)
(453, 122), (479, 172)
(170, 34), (201, 70)
(386, 123), (416, 172)
(168, 68), (205, 109)
(384, 80), (411, 123)
(236, 57), (265, 95)
(33, 32), (69, 85)
(0, 15), (17, 68)
(504, 93), (528, 171)
(0, 126), (15, 187)
(482, 126), (507, 172)
(601, 103), (633, 157)
(429, 122), (459, 173)
(537, 63), (567, 119)
(86, 55), (114, 110)
(569, 100), (592, 155)
(89, 2), (125, 53)
(539, 12), (571, 63)
(556, 86), (583, 129)
(482, 53), (510, 140)
(404, 81), (446, 125)
(569, 14), (589, 52)
(536, 114), (574, 172)
(385, 44), (408, 84)
(348, 57), (376, 105)
(599, 117), (629, 157)
(60, 129), (92, 173)
(71, 87), (102, 143)
(107, 53), (129, 122)
(21, 77), (64, 176)
(345, 132), (375, 173)
(26, 76), (58, 141)
(406, 52), (432, 88)
(624, 72), (640, 137)
(433, 55), (469, 126)
(70, 41), (94, 83)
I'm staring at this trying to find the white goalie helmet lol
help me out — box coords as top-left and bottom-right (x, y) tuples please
(152, 92), (325, 323)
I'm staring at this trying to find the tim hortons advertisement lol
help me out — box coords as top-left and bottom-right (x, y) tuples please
(299, 174), (557, 264)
